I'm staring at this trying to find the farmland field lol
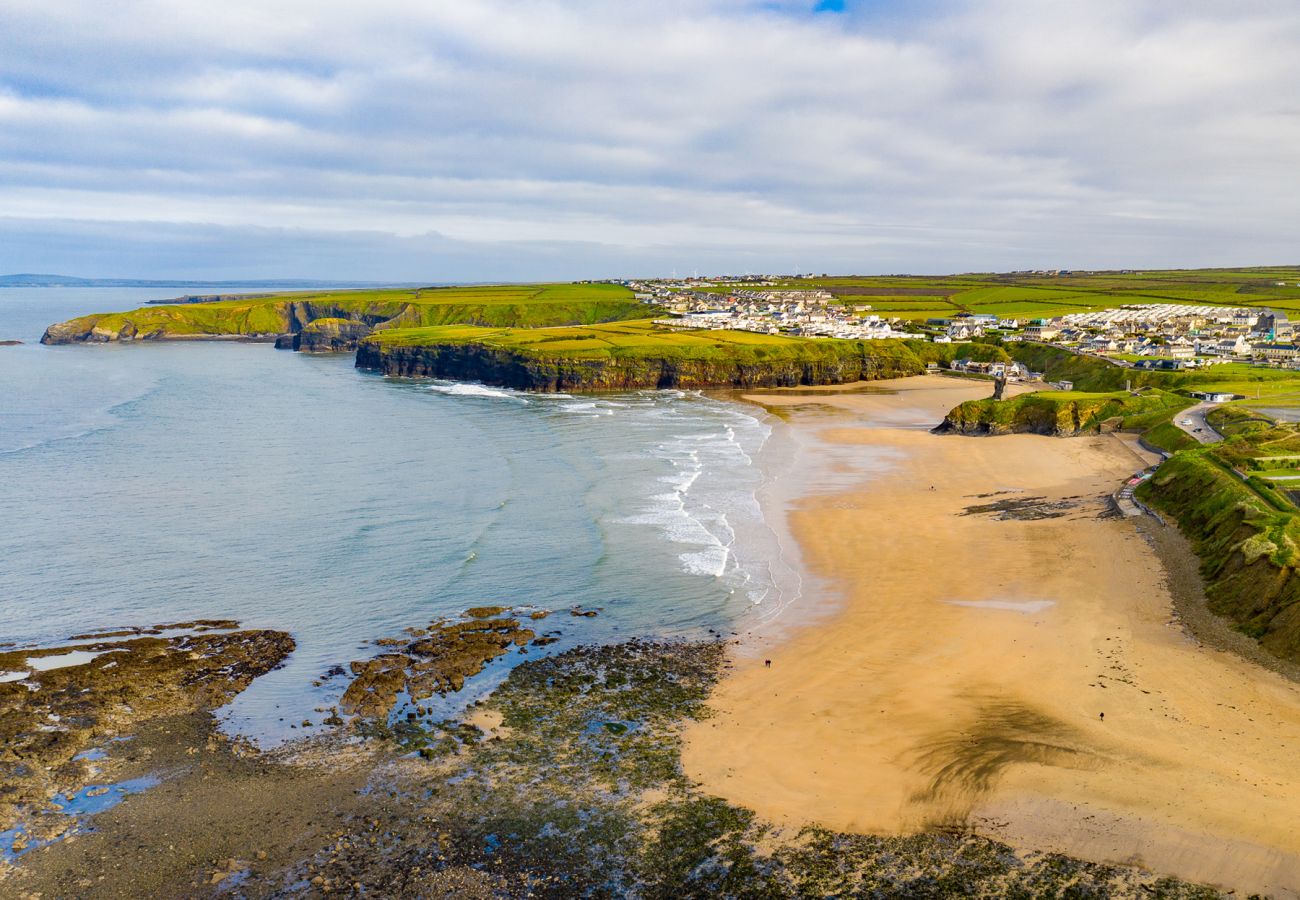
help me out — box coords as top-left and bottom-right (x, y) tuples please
(697, 267), (1300, 320)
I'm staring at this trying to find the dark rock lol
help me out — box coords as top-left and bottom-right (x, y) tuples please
(355, 338), (928, 392)
(295, 318), (372, 354)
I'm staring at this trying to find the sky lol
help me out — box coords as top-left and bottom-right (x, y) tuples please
(1, 0), (1299, 281)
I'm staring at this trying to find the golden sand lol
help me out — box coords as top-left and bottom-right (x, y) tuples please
(682, 376), (1300, 896)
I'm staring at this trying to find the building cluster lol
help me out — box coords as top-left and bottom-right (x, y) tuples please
(624, 279), (1300, 374)
(1016, 304), (1298, 368)
(641, 284), (902, 340)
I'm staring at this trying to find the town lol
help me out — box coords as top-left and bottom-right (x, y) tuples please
(627, 277), (1300, 375)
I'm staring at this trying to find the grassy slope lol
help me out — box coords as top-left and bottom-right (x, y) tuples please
(364, 319), (1009, 366)
(48, 266), (1300, 338)
(941, 388), (1191, 436)
(1140, 431), (1300, 659)
(1006, 342), (1300, 398)
(698, 266), (1300, 321)
(45, 284), (655, 339)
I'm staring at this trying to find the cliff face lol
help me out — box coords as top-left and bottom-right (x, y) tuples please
(355, 340), (927, 391)
(40, 301), (399, 345)
(935, 391), (1182, 437)
(40, 289), (655, 345)
(1139, 452), (1300, 664)
(279, 317), (374, 353)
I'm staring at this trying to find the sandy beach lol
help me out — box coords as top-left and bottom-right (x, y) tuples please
(683, 375), (1300, 897)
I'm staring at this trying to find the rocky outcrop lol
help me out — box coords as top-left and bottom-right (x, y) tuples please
(0, 339), (21, 346)
(936, 392), (1178, 437)
(272, 318), (373, 353)
(354, 339), (929, 391)
(340, 609), (541, 719)
(0, 622), (294, 829)
(40, 301), (400, 345)
(295, 318), (373, 353)
(41, 317), (137, 344)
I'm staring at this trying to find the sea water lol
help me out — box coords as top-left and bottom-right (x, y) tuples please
(0, 288), (801, 742)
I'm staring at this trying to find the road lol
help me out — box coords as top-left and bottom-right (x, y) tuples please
(1172, 401), (1224, 444)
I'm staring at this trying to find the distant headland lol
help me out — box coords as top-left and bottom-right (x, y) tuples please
(0, 273), (418, 289)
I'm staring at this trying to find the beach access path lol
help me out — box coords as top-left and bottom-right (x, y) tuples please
(683, 375), (1300, 898)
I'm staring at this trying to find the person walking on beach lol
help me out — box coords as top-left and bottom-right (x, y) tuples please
(765, 659), (771, 668)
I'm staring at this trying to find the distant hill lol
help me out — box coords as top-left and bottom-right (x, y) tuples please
(0, 274), (414, 289)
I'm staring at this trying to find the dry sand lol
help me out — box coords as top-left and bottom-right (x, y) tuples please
(683, 375), (1300, 897)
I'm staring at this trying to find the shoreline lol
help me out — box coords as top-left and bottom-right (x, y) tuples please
(685, 374), (1300, 897)
(1140, 515), (1300, 687)
(3, 376), (1259, 897)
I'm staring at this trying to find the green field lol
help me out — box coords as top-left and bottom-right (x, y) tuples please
(363, 319), (1011, 371)
(42, 283), (657, 342)
(45, 265), (1300, 344)
(940, 387), (1191, 437)
(701, 266), (1300, 321)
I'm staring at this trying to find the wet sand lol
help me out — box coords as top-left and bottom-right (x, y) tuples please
(683, 375), (1300, 897)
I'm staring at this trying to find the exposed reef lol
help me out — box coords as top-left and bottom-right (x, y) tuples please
(0, 623), (294, 833)
(3, 632), (1225, 897)
(339, 610), (540, 720)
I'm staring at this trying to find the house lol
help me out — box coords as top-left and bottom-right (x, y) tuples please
(1023, 322), (1061, 341)
(1197, 336), (1250, 357)
(947, 323), (984, 340)
(1255, 312), (1294, 341)
(1256, 343), (1300, 362)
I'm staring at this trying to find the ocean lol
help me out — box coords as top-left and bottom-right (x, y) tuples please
(0, 288), (802, 742)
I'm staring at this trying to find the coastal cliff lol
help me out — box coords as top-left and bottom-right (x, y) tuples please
(275, 317), (374, 353)
(353, 331), (981, 391)
(1139, 446), (1300, 663)
(40, 299), (389, 344)
(39, 284), (655, 345)
(935, 389), (1189, 436)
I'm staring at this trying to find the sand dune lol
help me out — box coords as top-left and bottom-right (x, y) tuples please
(683, 376), (1300, 897)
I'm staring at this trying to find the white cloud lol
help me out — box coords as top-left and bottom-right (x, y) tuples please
(0, 0), (1298, 278)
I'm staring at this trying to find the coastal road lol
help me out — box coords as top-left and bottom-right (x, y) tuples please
(1173, 402), (1223, 444)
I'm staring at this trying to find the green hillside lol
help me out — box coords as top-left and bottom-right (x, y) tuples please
(41, 283), (654, 343)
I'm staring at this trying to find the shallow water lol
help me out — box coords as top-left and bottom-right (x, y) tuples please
(0, 288), (802, 742)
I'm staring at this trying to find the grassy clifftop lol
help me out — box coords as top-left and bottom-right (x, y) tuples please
(937, 388), (1191, 436)
(356, 321), (1008, 391)
(1006, 342), (1300, 399)
(1139, 434), (1300, 662)
(41, 284), (653, 344)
